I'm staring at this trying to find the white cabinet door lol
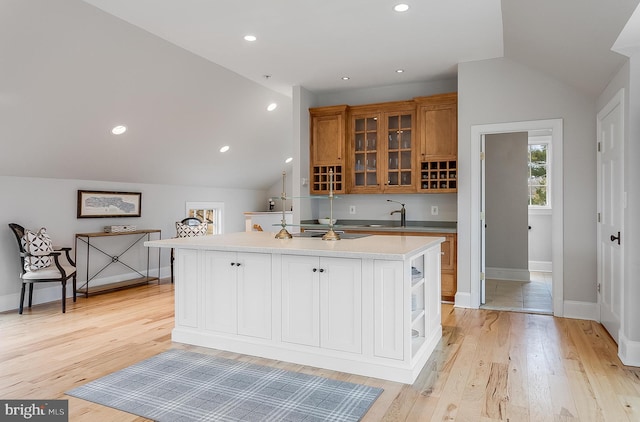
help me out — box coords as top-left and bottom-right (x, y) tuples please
(237, 252), (272, 339)
(373, 260), (404, 360)
(281, 255), (320, 347)
(203, 251), (271, 339)
(203, 251), (237, 334)
(281, 255), (362, 353)
(320, 257), (362, 353)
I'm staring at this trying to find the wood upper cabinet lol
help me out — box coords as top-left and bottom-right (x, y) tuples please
(310, 94), (457, 195)
(349, 101), (416, 193)
(309, 105), (348, 194)
(415, 93), (458, 193)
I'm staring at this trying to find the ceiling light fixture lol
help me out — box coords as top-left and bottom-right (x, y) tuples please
(396, 69), (405, 73)
(394, 4), (409, 12)
(341, 76), (350, 81)
(111, 125), (127, 135)
(267, 103), (278, 111)
(285, 157), (293, 164)
(219, 145), (230, 153)
(244, 35), (257, 42)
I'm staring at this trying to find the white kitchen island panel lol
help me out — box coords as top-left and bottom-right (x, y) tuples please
(147, 231), (443, 384)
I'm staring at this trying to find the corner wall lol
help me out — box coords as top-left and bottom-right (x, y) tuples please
(458, 57), (597, 310)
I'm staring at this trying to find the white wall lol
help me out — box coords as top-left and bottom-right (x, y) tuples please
(315, 193), (457, 223)
(0, 176), (266, 312)
(528, 213), (552, 266)
(458, 57), (597, 305)
(293, 86), (316, 224)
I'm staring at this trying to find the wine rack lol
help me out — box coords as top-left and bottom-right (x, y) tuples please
(419, 159), (457, 192)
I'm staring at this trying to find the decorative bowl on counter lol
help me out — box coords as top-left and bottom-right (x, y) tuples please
(318, 218), (337, 225)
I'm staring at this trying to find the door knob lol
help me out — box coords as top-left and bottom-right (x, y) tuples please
(610, 231), (621, 245)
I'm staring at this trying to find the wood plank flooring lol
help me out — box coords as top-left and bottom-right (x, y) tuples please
(1, 281), (639, 421)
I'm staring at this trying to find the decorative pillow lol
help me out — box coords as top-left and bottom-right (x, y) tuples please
(176, 221), (208, 238)
(21, 227), (54, 271)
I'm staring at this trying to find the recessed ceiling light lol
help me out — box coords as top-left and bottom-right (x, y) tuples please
(219, 145), (230, 153)
(394, 4), (409, 12)
(341, 76), (350, 81)
(396, 69), (405, 73)
(111, 125), (127, 135)
(244, 35), (257, 42)
(267, 103), (278, 111)
(285, 157), (293, 164)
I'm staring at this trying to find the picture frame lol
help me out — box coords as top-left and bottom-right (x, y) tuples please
(77, 190), (142, 218)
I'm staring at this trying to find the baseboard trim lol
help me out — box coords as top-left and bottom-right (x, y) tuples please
(562, 300), (599, 321)
(486, 267), (530, 282)
(0, 266), (171, 313)
(528, 261), (552, 272)
(619, 332), (640, 367)
(454, 291), (472, 308)
(0, 283), (78, 313)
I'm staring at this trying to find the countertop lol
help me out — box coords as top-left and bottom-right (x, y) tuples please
(145, 230), (443, 260)
(244, 211), (292, 215)
(300, 219), (457, 233)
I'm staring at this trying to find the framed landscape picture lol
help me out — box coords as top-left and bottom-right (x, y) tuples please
(77, 190), (142, 218)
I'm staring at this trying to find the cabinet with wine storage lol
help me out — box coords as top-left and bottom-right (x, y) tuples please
(309, 94), (457, 194)
(309, 105), (348, 194)
(415, 93), (458, 193)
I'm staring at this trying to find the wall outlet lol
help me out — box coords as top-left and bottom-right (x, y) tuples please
(349, 205), (356, 215)
(431, 205), (439, 216)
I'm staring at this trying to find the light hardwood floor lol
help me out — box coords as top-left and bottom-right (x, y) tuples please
(1, 281), (639, 421)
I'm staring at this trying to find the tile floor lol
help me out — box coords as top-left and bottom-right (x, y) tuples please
(481, 271), (553, 314)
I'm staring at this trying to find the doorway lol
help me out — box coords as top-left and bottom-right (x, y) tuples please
(470, 119), (564, 316)
(481, 131), (553, 314)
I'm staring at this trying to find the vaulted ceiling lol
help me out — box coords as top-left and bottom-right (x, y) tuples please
(1, 0), (638, 190)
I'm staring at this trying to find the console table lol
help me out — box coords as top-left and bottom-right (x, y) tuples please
(75, 229), (161, 297)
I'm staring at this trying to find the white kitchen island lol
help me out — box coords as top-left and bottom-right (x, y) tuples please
(145, 231), (443, 384)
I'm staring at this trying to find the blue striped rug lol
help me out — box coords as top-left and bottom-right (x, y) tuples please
(67, 349), (383, 421)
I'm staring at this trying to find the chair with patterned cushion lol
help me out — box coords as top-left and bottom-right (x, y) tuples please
(170, 217), (208, 283)
(8, 223), (77, 314)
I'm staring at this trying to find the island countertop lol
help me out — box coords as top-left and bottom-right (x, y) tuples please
(145, 230), (443, 260)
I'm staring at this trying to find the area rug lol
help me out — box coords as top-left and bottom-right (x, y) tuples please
(67, 349), (383, 421)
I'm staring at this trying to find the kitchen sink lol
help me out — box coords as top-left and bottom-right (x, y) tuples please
(292, 231), (370, 239)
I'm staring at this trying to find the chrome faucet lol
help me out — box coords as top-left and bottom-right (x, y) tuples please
(387, 199), (406, 227)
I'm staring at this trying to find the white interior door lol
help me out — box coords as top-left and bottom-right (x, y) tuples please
(597, 90), (624, 343)
(480, 136), (486, 304)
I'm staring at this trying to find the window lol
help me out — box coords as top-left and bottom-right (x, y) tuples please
(528, 138), (550, 208)
(185, 202), (224, 235)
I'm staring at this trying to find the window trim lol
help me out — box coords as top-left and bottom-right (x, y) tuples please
(528, 135), (551, 210)
(185, 201), (225, 234)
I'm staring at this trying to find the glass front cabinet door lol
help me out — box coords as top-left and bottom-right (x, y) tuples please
(384, 110), (415, 192)
(351, 112), (380, 193)
(349, 102), (415, 193)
